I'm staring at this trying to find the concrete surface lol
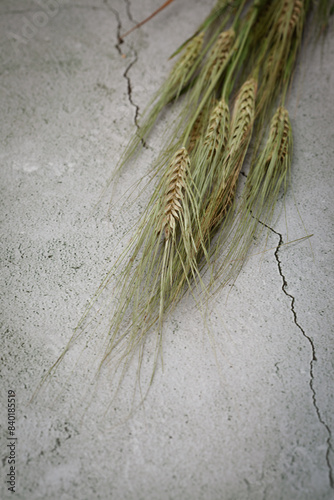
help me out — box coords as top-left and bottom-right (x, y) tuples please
(1, 1), (334, 499)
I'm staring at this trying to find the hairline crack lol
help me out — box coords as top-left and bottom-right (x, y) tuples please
(258, 218), (334, 489)
(105, 0), (146, 147)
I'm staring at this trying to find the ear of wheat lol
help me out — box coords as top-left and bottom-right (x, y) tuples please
(161, 148), (189, 240)
(195, 98), (231, 214)
(168, 32), (205, 96)
(203, 98), (230, 159)
(187, 103), (212, 154)
(205, 28), (236, 83)
(278, 0), (304, 35)
(229, 78), (257, 155)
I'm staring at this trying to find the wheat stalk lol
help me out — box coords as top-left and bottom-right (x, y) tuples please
(161, 147), (190, 240)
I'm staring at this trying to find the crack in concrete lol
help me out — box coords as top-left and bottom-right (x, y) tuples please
(122, 0), (147, 146)
(105, 0), (146, 146)
(124, 0), (136, 24)
(260, 220), (334, 489)
(104, 1), (124, 56)
(123, 52), (141, 131)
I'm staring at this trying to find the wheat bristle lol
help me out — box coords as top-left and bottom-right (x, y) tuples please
(162, 147), (190, 239)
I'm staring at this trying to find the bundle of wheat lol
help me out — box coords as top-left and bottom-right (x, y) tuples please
(39, 0), (331, 407)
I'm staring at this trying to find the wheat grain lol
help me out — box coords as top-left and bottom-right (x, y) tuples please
(161, 147), (190, 239)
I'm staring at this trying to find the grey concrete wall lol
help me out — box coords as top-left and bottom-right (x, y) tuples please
(1, 1), (333, 499)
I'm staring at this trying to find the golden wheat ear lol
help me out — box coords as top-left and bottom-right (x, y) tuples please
(96, 147), (196, 369)
(160, 147), (189, 240)
(203, 98), (230, 159)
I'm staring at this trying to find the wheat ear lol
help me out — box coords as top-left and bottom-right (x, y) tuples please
(184, 98), (230, 267)
(278, 0), (304, 35)
(182, 29), (234, 144)
(205, 28), (235, 82)
(203, 98), (230, 159)
(226, 76), (257, 187)
(245, 105), (291, 203)
(188, 101), (215, 154)
(267, 106), (291, 163)
(161, 147), (190, 240)
(169, 32), (204, 90)
(229, 78), (257, 154)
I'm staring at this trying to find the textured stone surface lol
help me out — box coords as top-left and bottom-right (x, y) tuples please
(0, 1), (333, 499)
